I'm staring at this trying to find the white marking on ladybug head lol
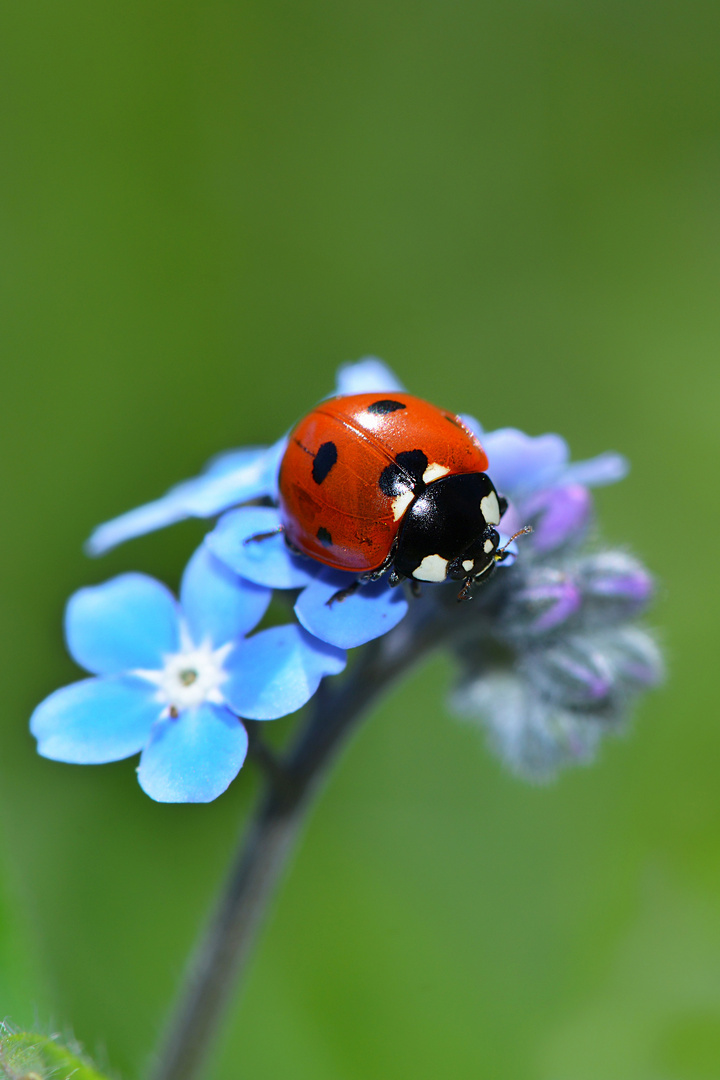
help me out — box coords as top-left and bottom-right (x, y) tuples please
(422, 461), (450, 485)
(391, 490), (415, 521)
(480, 491), (500, 525)
(462, 559), (474, 572)
(413, 554), (449, 582)
(483, 538), (494, 554)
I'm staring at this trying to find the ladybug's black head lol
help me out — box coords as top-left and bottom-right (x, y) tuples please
(393, 472), (507, 587)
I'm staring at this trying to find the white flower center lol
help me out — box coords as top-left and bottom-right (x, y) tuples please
(135, 632), (232, 715)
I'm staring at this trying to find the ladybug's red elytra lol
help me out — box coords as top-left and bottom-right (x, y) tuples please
(272, 393), (525, 601)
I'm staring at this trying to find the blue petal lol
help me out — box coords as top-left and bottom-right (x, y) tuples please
(65, 573), (180, 675)
(334, 357), (405, 396)
(31, 676), (160, 763)
(194, 445), (267, 479)
(206, 507), (319, 589)
(180, 544), (271, 647)
(137, 703), (248, 803)
(223, 624), (346, 720)
(561, 451), (629, 488)
(483, 428), (569, 497)
(86, 439), (287, 556)
(294, 569), (408, 648)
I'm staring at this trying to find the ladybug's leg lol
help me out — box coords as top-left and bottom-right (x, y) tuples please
(409, 578), (423, 599)
(325, 579), (363, 607)
(456, 577), (475, 602)
(243, 526), (284, 545)
(325, 552), (398, 607)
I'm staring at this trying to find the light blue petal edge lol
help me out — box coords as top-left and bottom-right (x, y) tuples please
(561, 451), (629, 488)
(86, 439), (287, 556)
(334, 357), (405, 396)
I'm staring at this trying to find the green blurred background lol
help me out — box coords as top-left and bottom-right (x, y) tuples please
(1, 1), (719, 1077)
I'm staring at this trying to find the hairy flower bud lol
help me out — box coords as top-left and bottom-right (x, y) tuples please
(449, 536), (660, 780)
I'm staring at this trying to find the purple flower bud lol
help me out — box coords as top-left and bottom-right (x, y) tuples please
(511, 570), (582, 632)
(522, 483), (592, 553)
(451, 672), (605, 782)
(526, 637), (615, 707)
(606, 627), (663, 690)
(580, 551), (653, 606)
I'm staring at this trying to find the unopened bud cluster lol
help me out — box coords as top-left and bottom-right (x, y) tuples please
(451, 546), (661, 781)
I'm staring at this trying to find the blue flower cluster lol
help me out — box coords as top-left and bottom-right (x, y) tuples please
(32, 358), (653, 800)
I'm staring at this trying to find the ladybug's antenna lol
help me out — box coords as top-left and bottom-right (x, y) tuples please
(456, 525), (533, 602)
(495, 525), (533, 559)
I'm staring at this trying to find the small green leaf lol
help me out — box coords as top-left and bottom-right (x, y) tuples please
(0, 1025), (113, 1080)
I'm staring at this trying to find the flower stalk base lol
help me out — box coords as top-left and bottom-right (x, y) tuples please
(147, 624), (435, 1080)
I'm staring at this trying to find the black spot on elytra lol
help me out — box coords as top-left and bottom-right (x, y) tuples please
(379, 449), (429, 497)
(317, 526), (333, 546)
(312, 441), (338, 484)
(367, 399), (406, 415)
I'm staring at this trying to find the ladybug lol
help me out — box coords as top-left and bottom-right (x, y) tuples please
(272, 392), (527, 601)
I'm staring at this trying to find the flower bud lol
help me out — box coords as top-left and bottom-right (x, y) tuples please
(507, 568), (582, 633)
(523, 636), (616, 709)
(451, 622), (662, 781)
(451, 671), (604, 781)
(522, 483), (592, 553)
(575, 551), (654, 624)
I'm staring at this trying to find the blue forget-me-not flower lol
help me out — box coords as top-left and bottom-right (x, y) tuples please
(31, 546), (345, 801)
(36, 357), (660, 795)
